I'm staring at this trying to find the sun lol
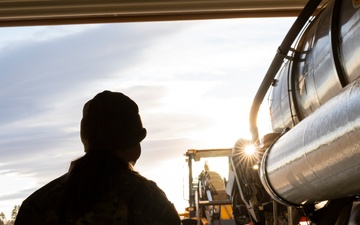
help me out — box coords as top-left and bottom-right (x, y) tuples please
(244, 144), (256, 155)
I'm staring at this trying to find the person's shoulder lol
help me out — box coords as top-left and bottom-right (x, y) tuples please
(107, 170), (181, 225)
(114, 169), (155, 186)
(129, 171), (163, 192)
(133, 178), (181, 225)
(126, 172), (172, 206)
(111, 169), (167, 201)
(22, 173), (67, 207)
(15, 174), (68, 225)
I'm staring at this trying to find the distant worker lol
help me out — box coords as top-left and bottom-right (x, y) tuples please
(15, 90), (181, 225)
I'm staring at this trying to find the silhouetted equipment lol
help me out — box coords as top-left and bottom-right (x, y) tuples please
(184, 148), (236, 225)
(241, 0), (360, 224)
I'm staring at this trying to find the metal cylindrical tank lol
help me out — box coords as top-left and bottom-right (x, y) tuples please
(293, 0), (343, 119)
(269, 61), (297, 133)
(260, 77), (360, 205)
(339, 0), (360, 83)
(269, 0), (360, 132)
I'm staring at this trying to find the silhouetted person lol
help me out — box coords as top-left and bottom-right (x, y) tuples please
(15, 90), (181, 225)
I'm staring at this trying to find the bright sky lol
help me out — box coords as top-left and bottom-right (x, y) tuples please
(0, 17), (295, 220)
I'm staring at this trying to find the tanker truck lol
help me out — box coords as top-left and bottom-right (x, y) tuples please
(231, 0), (360, 224)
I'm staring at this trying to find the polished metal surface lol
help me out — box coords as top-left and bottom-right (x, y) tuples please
(249, 0), (324, 141)
(0, 0), (314, 26)
(269, 61), (297, 133)
(269, 0), (360, 131)
(294, 0), (343, 119)
(260, 77), (360, 205)
(339, 0), (360, 83)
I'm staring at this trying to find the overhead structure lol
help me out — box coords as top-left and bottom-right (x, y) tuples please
(0, 0), (314, 27)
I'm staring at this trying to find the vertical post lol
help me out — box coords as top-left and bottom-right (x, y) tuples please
(188, 152), (194, 208)
(287, 206), (293, 225)
(273, 201), (278, 225)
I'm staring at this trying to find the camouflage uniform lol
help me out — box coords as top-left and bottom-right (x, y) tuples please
(15, 167), (181, 225)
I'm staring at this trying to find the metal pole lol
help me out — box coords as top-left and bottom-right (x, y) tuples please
(287, 207), (293, 225)
(273, 201), (278, 225)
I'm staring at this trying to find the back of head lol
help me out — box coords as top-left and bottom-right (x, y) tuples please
(80, 90), (147, 152)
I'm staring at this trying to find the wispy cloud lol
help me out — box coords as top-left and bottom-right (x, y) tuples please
(0, 17), (295, 217)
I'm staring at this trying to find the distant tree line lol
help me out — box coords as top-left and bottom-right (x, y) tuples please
(0, 205), (20, 225)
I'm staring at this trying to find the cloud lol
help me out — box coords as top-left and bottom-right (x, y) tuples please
(0, 17), (295, 217)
